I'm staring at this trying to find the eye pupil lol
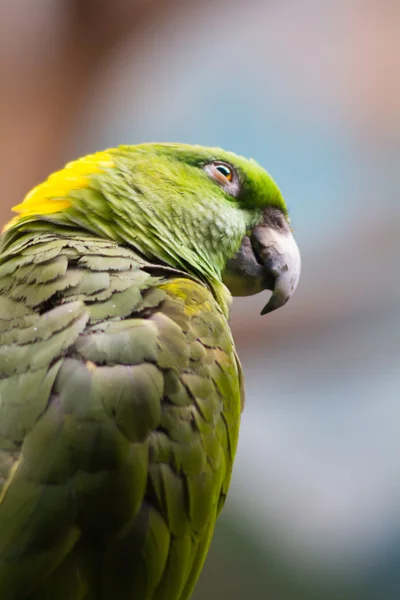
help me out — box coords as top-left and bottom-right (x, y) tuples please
(215, 165), (233, 180)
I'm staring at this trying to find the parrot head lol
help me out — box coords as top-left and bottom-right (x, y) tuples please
(2, 143), (300, 315)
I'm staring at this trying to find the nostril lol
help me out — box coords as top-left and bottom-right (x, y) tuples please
(263, 208), (289, 232)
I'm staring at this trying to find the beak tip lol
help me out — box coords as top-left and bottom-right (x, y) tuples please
(260, 303), (270, 316)
(260, 293), (289, 316)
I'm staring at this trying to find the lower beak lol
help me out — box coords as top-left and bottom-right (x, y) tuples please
(222, 222), (301, 315)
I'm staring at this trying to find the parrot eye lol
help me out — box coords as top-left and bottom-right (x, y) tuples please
(204, 161), (239, 195)
(214, 164), (233, 181)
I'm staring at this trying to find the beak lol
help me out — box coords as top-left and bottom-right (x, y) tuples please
(222, 213), (301, 315)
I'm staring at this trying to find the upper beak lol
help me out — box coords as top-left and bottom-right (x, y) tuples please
(222, 213), (301, 315)
(252, 223), (301, 314)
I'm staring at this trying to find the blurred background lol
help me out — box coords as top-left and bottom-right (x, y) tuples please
(1, 0), (399, 597)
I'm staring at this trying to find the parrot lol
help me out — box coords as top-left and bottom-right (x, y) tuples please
(0, 143), (300, 600)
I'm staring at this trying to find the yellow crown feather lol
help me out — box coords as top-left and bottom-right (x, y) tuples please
(3, 151), (114, 232)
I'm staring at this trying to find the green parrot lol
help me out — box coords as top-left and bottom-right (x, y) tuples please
(0, 143), (300, 600)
